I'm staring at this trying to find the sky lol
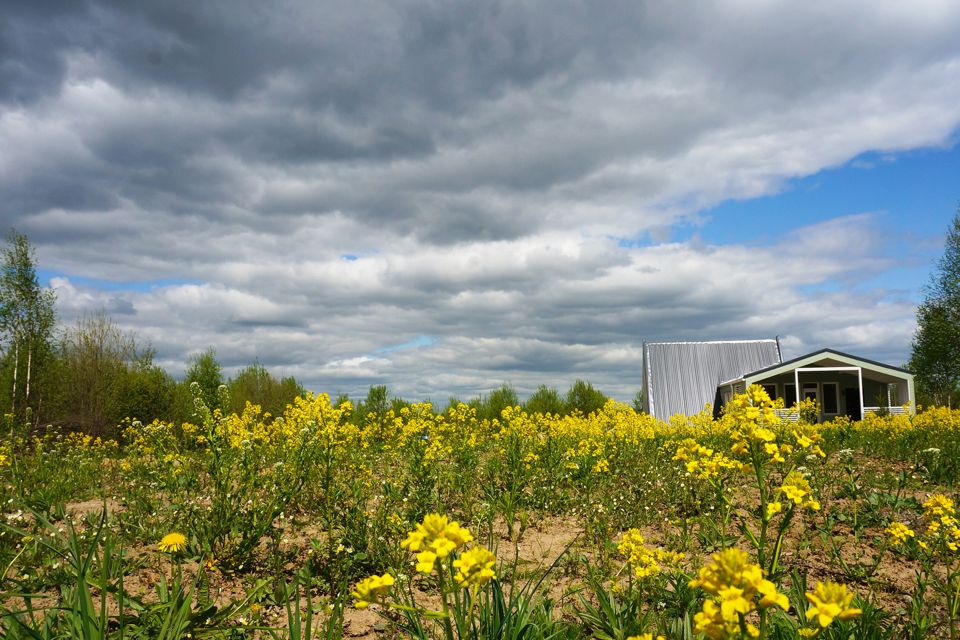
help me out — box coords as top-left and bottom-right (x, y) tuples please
(2, 1), (959, 402)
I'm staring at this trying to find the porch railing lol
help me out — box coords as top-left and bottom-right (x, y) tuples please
(863, 406), (909, 416)
(774, 406), (909, 422)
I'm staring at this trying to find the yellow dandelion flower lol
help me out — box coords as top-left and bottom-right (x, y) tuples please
(157, 532), (187, 554)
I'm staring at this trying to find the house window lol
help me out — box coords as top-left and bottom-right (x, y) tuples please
(802, 383), (819, 405)
(784, 383), (797, 407)
(822, 382), (839, 415)
(761, 383), (777, 401)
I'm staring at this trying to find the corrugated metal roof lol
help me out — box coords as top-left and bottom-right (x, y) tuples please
(643, 340), (782, 420)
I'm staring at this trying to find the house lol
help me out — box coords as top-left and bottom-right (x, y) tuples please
(642, 340), (915, 422)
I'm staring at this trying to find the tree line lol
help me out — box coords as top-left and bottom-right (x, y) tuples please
(0, 230), (305, 435)
(0, 230), (634, 435)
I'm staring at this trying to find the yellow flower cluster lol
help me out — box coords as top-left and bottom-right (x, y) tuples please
(725, 386), (783, 458)
(452, 545), (497, 589)
(689, 548), (788, 640)
(804, 580), (861, 629)
(885, 521), (916, 545)
(401, 513), (475, 574)
(351, 573), (395, 609)
(618, 528), (684, 580)
(778, 470), (820, 511)
(353, 512), (497, 612)
(919, 493), (960, 554)
(791, 425), (825, 458)
(626, 634), (665, 640)
(671, 438), (740, 480)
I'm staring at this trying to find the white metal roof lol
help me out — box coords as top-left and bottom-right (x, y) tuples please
(643, 339), (781, 420)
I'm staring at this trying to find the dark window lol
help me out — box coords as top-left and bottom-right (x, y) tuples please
(784, 383), (797, 406)
(761, 383), (777, 400)
(823, 383), (838, 414)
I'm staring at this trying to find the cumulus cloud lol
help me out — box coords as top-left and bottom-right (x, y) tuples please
(3, 1), (957, 400)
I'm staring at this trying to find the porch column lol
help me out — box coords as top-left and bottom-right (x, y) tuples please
(857, 367), (864, 420)
(794, 368), (799, 410)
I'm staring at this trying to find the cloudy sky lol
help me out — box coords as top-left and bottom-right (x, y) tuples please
(2, 1), (959, 402)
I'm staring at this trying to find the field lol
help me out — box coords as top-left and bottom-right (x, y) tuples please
(2, 386), (960, 639)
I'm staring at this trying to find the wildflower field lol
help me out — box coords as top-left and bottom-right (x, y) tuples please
(2, 386), (960, 639)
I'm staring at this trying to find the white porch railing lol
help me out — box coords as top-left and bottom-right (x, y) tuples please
(774, 406), (908, 421)
(863, 406), (909, 416)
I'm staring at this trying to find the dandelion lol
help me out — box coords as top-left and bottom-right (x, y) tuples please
(157, 532), (187, 554)
(804, 580), (861, 628)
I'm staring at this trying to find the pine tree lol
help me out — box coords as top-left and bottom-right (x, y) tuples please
(910, 211), (960, 407)
(0, 230), (56, 420)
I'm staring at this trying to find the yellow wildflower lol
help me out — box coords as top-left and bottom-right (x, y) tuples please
(351, 573), (395, 609)
(157, 532), (187, 554)
(885, 521), (915, 545)
(416, 550), (438, 574)
(618, 528), (684, 580)
(690, 548), (788, 639)
(766, 501), (783, 520)
(805, 581), (861, 628)
(452, 545), (497, 589)
(403, 513), (476, 573)
(779, 471), (820, 511)
(924, 494), (955, 519)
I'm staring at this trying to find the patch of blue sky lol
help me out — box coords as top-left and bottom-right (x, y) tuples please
(340, 254), (358, 261)
(375, 335), (436, 353)
(692, 139), (960, 247)
(616, 138), (958, 299)
(39, 269), (202, 292)
(614, 139), (958, 250)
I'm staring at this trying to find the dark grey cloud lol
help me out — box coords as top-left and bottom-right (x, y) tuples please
(3, 1), (959, 400)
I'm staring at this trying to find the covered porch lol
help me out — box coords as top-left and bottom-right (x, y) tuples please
(717, 348), (915, 422)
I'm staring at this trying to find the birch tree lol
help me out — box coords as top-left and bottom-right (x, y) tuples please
(0, 230), (56, 419)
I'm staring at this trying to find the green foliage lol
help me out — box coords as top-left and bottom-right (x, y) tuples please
(565, 379), (607, 415)
(51, 311), (171, 435)
(477, 383), (519, 421)
(184, 347), (223, 414)
(117, 350), (176, 424)
(632, 390), (644, 413)
(911, 210), (960, 407)
(355, 384), (389, 421)
(226, 360), (302, 417)
(525, 384), (564, 415)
